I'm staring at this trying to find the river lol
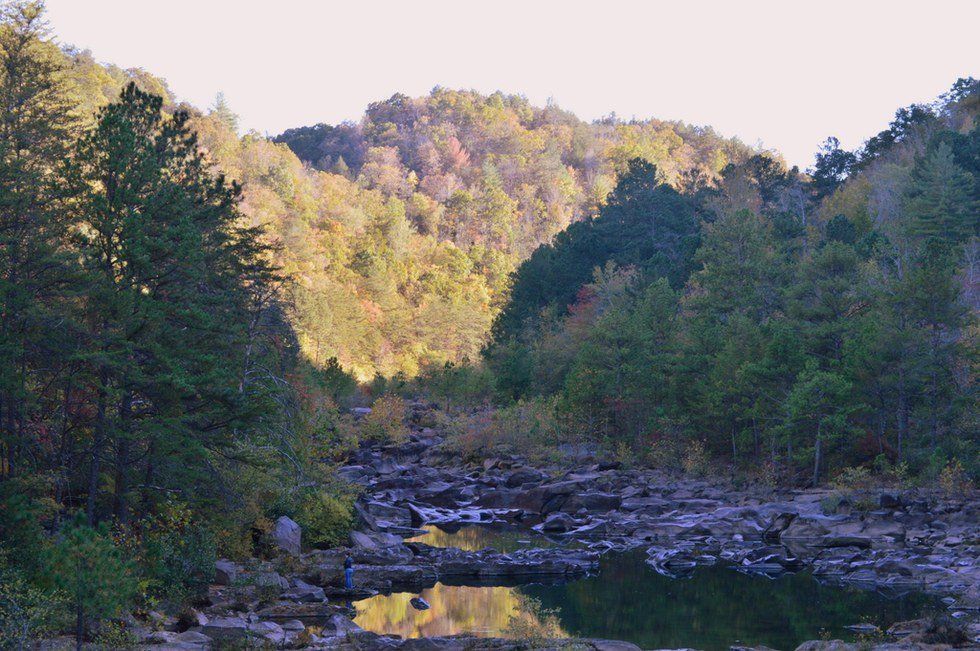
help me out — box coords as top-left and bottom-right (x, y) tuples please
(348, 525), (938, 650)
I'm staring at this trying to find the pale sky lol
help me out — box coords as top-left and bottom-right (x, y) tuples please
(45, 0), (979, 169)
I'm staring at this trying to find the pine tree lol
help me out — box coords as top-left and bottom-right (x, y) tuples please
(209, 91), (238, 132)
(0, 0), (79, 478)
(904, 141), (977, 243)
(70, 83), (279, 523)
(48, 515), (136, 650)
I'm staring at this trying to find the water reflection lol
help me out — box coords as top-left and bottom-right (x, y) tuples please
(352, 527), (939, 650)
(405, 524), (563, 552)
(354, 585), (522, 638)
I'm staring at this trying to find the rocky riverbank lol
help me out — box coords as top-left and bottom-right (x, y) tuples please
(343, 424), (978, 603)
(127, 405), (979, 650)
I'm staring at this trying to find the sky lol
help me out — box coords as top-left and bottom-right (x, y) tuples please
(44, 0), (979, 169)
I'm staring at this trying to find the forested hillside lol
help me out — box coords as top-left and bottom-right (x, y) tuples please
(268, 91), (755, 378)
(485, 79), (978, 486)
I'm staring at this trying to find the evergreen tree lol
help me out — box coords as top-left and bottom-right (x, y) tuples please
(69, 83), (279, 523)
(0, 0), (79, 479)
(904, 141), (977, 243)
(48, 515), (136, 650)
(209, 91), (238, 133)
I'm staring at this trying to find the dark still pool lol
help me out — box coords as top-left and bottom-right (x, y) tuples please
(352, 527), (938, 651)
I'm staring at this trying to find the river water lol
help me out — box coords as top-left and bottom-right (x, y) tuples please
(351, 525), (939, 650)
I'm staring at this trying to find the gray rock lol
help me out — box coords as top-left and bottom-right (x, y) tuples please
(282, 577), (326, 602)
(540, 511), (577, 533)
(146, 630), (213, 650)
(410, 596), (430, 610)
(504, 468), (546, 488)
(248, 620), (285, 644)
(350, 530), (378, 549)
(176, 607), (208, 631)
(272, 515), (302, 556)
(316, 613), (362, 637)
(200, 616), (248, 641)
(213, 559), (239, 586)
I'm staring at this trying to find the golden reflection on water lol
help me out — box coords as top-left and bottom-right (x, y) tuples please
(353, 526), (565, 638)
(354, 584), (522, 638)
(405, 525), (552, 553)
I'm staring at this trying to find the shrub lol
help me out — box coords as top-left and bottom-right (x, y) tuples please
(94, 620), (138, 649)
(644, 437), (681, 469)
(294, 487), (356, 549)
(0, 553), (64, 649)
(417, 360), (494, 411)
(0, 476), (57, 575)
(301, 393), (359, 461)
(504, 594), (565, 644)
(939, 458), (973, 497)
(682, 439), (709, 476)
(360, 395), (410, 444)
(140, 502), (216, 606)
(833, 465), (873, 491)
(443, 397), (567, 463)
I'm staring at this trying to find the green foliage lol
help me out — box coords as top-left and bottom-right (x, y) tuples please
(0, 477), (57, 574)
(292, 486), (356, 549)
(0, 552), (65, 649)
(138, 503), (217, 606)
(359, 394), (410, 444)
(47, 516), (137, 648)
(93, 620), (138, 650)
(416, 360), (495, 411)
(490, 160), (698, 352)
(483, 80), (978, 485)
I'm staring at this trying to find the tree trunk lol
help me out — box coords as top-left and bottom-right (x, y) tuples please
(896, 375), (909, 463)
(112, 392), (133, 525)
(812, 422), (822, 488)
(86, 368), (109, 526)
(75, 603), (84, 651)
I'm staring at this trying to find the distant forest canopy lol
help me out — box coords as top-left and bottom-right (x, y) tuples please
(270, 91), (759, 378)
(274, 90), (757, 257)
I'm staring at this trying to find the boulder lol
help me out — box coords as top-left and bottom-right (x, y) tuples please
(779, 516), (831, 540)
(885, 618), (929, 636)
(350, 530), (378, 549)
(282, 578), (326, 602)
(540, 511), (576, 533)
(879, 493), (903, 509)
(817, 535), (872, 549)
(410, 596), (431, 610)
(762, 512), (797, 541)
(253, 570), (290, 589)
(588, 641), (642, 651)
(561, 492), (622, 513)
(272, 516), (302, 556)
(200, 616), (248, 642)
(213, 559), (239, 586)
(316, 613), (362, 637)
(504, 468), (546, 488)
(145, 630), (213, 650)
(249, 620), (285, 644)
(793, 642), (860, 651)
(175, 608), (208, 631)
